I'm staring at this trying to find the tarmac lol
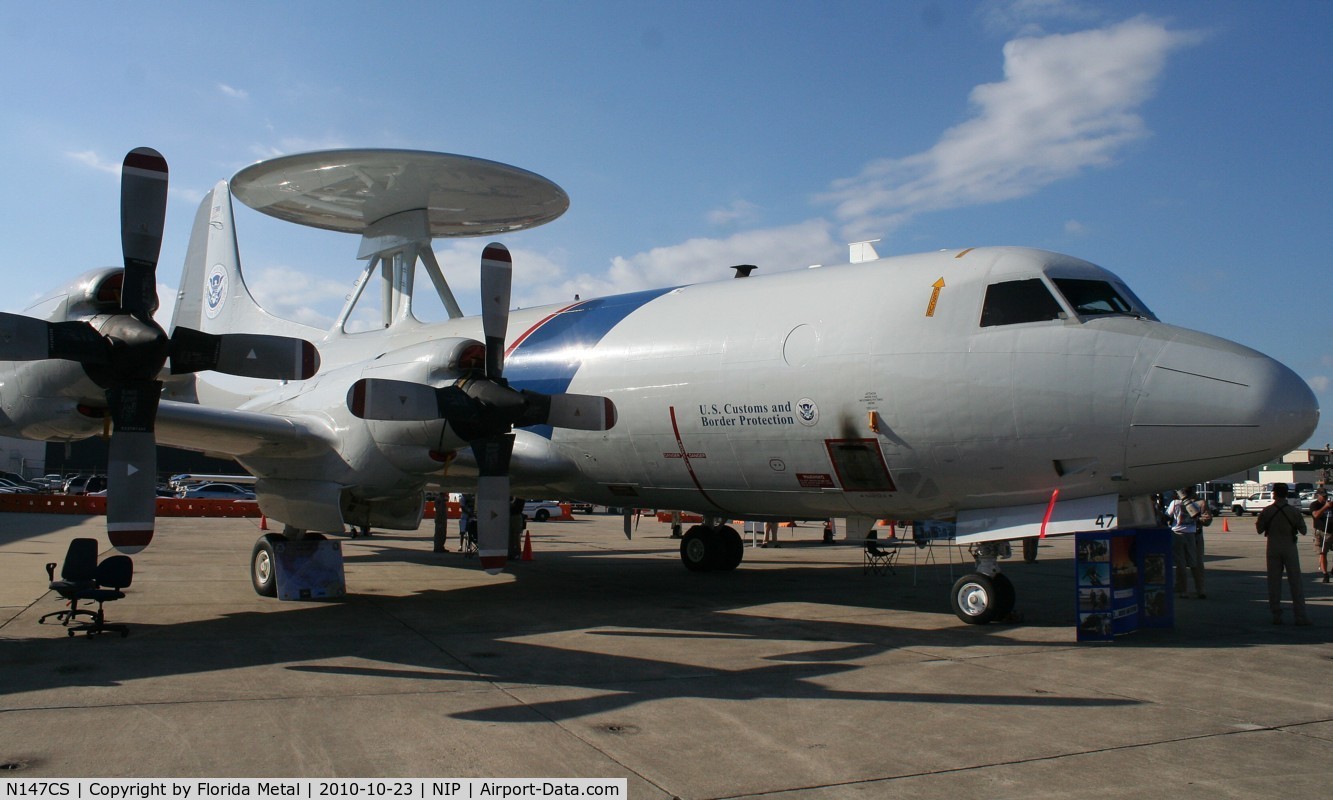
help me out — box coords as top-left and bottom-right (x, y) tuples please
(2, 511), (1331, 798)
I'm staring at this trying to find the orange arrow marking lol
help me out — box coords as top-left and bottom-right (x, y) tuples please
(925, 278), (946, 317)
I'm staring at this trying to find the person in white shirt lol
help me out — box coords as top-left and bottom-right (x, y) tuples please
(1166, 487), (1206, 599)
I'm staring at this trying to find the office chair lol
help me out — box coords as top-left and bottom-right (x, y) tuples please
(39, 537), (101, 626)
(66, 555), (133, 638)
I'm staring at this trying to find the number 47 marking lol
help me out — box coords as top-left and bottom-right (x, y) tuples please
(1095, 514), (1117, 528)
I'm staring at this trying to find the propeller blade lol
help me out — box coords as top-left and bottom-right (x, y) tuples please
(544, 393), (618, 431)
(480, 243), (511, 380)
(104, 383), (161, 554)
(473, 434), (515, 574)
(0, 314), (107, 363)
(347, 379), (480, 428)
(348, 378), (448, 421)
(169, 327), (320, 379)
(119, 148), (169, 319)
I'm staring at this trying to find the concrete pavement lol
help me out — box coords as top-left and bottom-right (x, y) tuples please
(1, 512), (1330, 798)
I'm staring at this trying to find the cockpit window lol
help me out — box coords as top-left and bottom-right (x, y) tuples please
(1051, 278), (1136, 317)
(979, 279), (1063, 327)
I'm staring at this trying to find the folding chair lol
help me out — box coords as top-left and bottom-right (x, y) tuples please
(862, 533), (898, 576)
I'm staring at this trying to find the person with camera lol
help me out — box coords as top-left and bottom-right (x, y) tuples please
(1167, 487), (1207, 599)
(1256, 483), (1311, 626)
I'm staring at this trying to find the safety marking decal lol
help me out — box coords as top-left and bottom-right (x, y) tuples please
(925, 277), (945, 318)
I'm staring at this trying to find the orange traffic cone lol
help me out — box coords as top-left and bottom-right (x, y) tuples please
(260, 514), (268, 531)
(1222, 517), (1229, 532)
(521, 530), (533, 561)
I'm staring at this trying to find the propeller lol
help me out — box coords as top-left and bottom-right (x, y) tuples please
(346, 243), (617, 574)
(0, 148), (321, 553)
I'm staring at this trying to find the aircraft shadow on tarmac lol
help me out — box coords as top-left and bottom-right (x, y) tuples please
(3, 535), (1327, 724)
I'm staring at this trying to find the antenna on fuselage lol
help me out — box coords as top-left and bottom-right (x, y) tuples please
(849, 239), (881, 264)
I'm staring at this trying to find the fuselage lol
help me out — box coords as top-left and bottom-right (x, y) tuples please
(1, 247), (1317, 527)
(171, 246), (1316, 524)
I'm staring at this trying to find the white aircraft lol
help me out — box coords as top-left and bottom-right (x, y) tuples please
(0, 148), (1319, 624)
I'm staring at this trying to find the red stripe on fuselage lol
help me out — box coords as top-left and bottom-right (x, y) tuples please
(504, 302), (584, 358)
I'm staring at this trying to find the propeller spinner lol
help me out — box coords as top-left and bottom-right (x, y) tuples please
(346, 243), (616, 574)
(0, 148), (321, 553)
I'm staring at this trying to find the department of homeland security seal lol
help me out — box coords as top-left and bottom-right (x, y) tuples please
(796, 398), (819, 426)
(204, 263), (228, 319)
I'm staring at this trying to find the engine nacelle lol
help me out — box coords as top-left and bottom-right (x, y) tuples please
(358, 337), (483, 472)
(0, 360), (105, 440)
(21, 267), (125, 322)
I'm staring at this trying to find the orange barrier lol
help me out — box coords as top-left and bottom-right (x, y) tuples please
(424, 501), (462, 520)
(423, 502), (572, 521)
(656, 511), (704, 524)
(2, 496), (570, 522)
(0, 494), (262, 518)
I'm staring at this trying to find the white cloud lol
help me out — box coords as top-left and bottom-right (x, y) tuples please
(218, 83), (249, 101)
(244, 265), (352, 329)
(1310, 375), (1329, 394)
(707, 199), (760, 227)
(554, 219), (839, 299)
(821, 16), (1201, 242)
(1064, 219), (1089, 236)
(66, 150), (122, 175)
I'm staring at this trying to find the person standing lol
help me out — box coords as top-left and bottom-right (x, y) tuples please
(433, 493), (449, 553)
(1256, 483), (1311, 626)
(1310, 487), (1332, 582)
(1167, 487), (1206, 598)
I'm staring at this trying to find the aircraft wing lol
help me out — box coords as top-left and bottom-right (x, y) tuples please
(154, 399), (337, 461)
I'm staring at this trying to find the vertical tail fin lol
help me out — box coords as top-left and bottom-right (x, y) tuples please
(171, 181), (323, 341)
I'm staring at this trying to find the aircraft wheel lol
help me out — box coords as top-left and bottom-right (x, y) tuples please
(251, 533), (287, 597)
(991, 573), (1016, 620)
(716, 525), (744, 571)
(681, 526), (718, 572)
(951, 573), (1001, 625)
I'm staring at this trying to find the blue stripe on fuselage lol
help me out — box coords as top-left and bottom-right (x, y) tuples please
(505, 287), (673, 437)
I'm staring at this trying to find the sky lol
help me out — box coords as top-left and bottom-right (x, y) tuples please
(1, 0), (1330, 449)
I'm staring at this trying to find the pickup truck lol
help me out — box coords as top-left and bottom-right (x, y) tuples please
(1232, 492), (1274, 515)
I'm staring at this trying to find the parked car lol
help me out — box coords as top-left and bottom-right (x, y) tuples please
(181, 482), (256, 500)
(1232, 492), (1274, 516)
(63, 475), (106, 495)
(0, 478), (38, 494)
(522, 500), (564, 522)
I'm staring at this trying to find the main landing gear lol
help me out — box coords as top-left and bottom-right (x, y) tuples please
(679, 524), (745, 572)
(950, 541), (1017, 624)
(250, 528), (326, 597)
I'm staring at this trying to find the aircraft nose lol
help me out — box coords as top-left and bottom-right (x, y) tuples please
(1127, 327), (1319, 480)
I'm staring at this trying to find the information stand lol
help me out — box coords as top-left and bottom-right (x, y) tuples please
(274, 538), (347, 600)
(1075, 528), (1172, 641)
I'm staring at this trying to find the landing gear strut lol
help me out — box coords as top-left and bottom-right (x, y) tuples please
(950, 542), (1017, 624)
(680, 524), (745, 572)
